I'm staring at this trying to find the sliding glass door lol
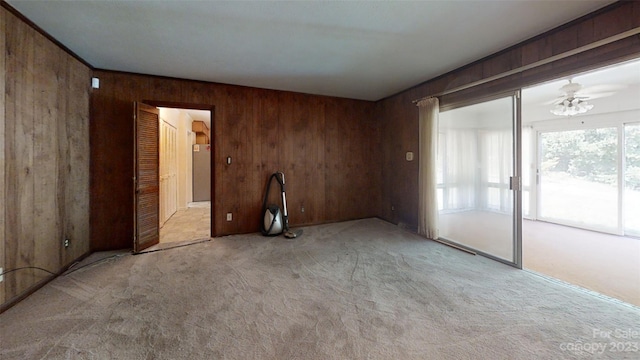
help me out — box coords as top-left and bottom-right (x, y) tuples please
(438, 94), (521, 266)
(539, 127), (618, 232)
(536, 122), (640, 236)
(625, 123), (640, 236)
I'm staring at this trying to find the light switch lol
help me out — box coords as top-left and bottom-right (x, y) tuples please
(406, 152), (414, 161)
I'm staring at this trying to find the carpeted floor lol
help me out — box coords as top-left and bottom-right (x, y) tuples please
(1, 218), (638, 359)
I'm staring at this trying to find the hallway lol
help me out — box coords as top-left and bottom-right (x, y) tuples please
(160, 202), (211, 243)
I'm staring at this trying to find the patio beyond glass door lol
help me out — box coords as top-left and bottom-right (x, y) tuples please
(539, 128), (618, 232)
(438, 95), (521, 265)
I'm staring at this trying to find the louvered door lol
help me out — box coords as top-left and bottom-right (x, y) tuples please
(133, 102), (160, 253)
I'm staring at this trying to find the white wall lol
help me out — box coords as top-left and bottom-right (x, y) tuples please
(178, 111), (194, 209)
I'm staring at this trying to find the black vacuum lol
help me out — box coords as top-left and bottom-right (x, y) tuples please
(260, 172), (302, 239)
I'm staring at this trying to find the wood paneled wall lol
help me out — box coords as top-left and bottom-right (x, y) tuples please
(1, 7), (91, 308)
(90, 71), (380, 251)
(1, 5), (7, 307)
(376, 1), (640, 229)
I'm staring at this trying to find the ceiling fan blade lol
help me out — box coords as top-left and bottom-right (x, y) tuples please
(580, 84), (626, 94)
(581, 91), (616, 100)
(542, 96), (564, 105)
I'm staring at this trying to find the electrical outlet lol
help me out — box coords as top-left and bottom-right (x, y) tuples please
(301, 206), (305, 213)
(0, 267), (3, 283)
(226, 213), (232, 221)
(64, 239), (70, 248)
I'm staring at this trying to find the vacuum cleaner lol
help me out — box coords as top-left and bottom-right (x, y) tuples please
(260, 172), (302, 239)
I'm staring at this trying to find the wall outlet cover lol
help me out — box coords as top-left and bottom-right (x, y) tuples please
(406, 152), (414, 161)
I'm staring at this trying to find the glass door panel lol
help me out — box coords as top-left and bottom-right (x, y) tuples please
(438, 96), (518, 263)
(539, 128), (618, 232)
(625, 123), (640, 236)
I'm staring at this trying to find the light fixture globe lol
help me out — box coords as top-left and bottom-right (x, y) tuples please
(550, 98), (594, 116)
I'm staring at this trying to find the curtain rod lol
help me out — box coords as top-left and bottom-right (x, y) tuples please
(412, 27), (640, 104)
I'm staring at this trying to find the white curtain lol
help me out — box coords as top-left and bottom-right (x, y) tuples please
(441, 129), (478, 211)
(417, 98), (439, 239)
(479, 129), (513, 212)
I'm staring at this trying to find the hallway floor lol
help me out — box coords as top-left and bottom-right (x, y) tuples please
(160, 201), (211, 243)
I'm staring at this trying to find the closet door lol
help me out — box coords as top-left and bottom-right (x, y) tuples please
(133, 102), (160, 253)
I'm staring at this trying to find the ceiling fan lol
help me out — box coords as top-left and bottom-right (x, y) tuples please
(547, 79), (622, 116)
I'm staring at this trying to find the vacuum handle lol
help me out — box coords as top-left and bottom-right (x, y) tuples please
(279, 172), (290, 231)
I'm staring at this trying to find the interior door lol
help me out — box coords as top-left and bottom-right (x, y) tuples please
(159, 120), (178, 226)
(437, 93), (522, 266)
(133, 102), (160, 253)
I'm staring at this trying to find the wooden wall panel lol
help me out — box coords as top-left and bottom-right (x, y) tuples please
(64, 53), (91, 266)
(377, 1), (640, 230)
(90, 71), (379, 249)
(33, 26), (60, 280)
(0, 8), (6, 305)
(324, 99), (381, 223)
(5, 12), (36, 297)
(1, 7), (91, 309)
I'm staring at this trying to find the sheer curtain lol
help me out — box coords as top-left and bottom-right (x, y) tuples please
(417, 98), (439, 239)
(439, 128), (512, 213)
(441, 129), (478, 211)
(479, 129), (513, 213)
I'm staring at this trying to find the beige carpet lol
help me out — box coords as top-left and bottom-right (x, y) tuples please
(1, 218), (638, 359)
(523, 219), (640, 307)
(440, 210), (640, 306)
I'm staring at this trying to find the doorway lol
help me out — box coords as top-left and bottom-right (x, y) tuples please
(157, 107), (212, 244)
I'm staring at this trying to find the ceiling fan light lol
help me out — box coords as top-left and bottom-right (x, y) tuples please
(550, 80), (597, 117)
(551, 97), (594, 117)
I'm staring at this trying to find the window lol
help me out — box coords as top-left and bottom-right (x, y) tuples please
(625, 123), (640, 235)
(533, 123), (639, 236)
(539, 127), (618, 230)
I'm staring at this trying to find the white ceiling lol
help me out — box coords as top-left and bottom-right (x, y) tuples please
(7, 0), (614, 101)
(185, 109), (211, 125)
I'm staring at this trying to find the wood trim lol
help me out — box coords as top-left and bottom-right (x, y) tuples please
(144, 100), (213, 111)
(0, 0), (93, 69)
